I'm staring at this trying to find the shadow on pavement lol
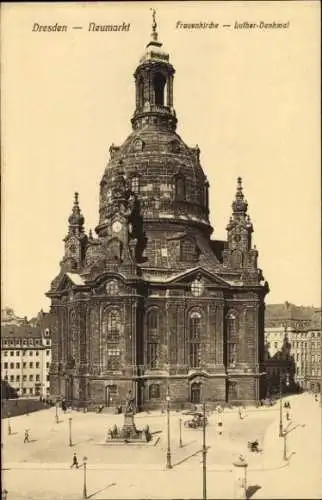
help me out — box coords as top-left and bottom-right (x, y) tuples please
(179, 440), (196, 449)
(72, 437), (95, 446)
(172, 445), (211, 468)
(172, 448), (201, 468)
(87, 482), (116, 499)
(246, 484), (261, 498)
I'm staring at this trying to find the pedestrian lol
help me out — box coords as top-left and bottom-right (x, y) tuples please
(24, 429), (30, 443)
(70, 452), (79, 469)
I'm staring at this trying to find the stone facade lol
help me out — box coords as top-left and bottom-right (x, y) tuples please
(264, 304), (321, 393)
(47, 21), (269, 409)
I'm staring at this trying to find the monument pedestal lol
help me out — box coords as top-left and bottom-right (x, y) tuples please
(121, 412), (138, 439)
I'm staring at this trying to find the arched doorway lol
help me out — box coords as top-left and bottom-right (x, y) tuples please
(228, 381), (238, 401)
(190, 382), (201, 404)
(105, 384), (117, 407)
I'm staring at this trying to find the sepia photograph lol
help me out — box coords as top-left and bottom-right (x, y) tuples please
(1, 1), (321, 499)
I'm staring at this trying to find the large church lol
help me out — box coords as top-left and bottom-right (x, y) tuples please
(47, 16), (269, 410)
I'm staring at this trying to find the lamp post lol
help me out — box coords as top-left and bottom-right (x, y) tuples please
(55, 400), (59, 424)
(68, 417), (73, 447)
(279, 372), (289, 437)
(233, 454), (248, 499)
(7, 413), (12, 436)
(82, 456), (88, 499)
(282, 430), (287, 461)
(166, 387), (172, 469)
(179, 418), (183, 448)
(202, 401), (207, 500)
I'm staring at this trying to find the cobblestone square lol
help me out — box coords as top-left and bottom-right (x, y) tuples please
(2, 394), (321, 499)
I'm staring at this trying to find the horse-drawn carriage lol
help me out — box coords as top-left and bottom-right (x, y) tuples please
(184, 412), (208, 429)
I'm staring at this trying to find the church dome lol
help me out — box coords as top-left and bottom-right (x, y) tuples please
(96, 20), (211, 238)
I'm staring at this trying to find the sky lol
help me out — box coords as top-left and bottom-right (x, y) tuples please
(1, 1), (321, 318)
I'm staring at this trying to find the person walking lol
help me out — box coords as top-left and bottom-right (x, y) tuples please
(24, 429), (30, 443)
(238, 406), (244, 420)
(70, 452), (79, 469)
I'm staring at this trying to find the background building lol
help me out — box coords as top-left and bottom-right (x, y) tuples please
(1, 309), (52, 398)
(264, 302), (321, 394)
(47, 19), (269, 410)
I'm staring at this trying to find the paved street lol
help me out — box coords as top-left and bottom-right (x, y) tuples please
(1, 393), (321, 499)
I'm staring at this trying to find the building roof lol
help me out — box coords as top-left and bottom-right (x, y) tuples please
(1, 307), (26, 326)
(265, 303), (321, 330)
(66, 272), (85, 286)
(1, 324), (43, 339)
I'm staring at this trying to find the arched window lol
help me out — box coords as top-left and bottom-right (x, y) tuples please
(138, 77), (144, 108)
(89, 309), (99, 366)
(105, 280), (119, 295)
(106, 239), (123, 262)
(148, 310), (158, 334)
(131, 176), (140, 194)
(69, 311), (77, 362)
(227, 312), (237, 367)
(149, 383), (160, 399)
(147, 309), (160, 369)
(153, 73), (166, 106)
(103, 308), (121, 371)
(175, 176), (185, 201)
(191, 278), (204, 297)
(189, 311), (201, 368)
(189, 312), (201, 340)
(105, 309), (121, 342)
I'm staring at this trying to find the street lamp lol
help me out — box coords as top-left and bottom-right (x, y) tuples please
(7, 413), (12, 436)
(202, 401), (207, 500)
(282, 430), (287, 461)
(55, 400), (59, 424)
(82, 456), (88, 499)
(179, 418), (183, 448)
(233, 454), (248, 499)
(68, 417), (73, 447)
(279, 372), (290, 437)
(166, 387), (172, 469)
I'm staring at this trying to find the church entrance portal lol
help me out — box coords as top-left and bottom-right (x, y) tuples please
(105, 384), (117, 407)
(191, 382), (201, 404)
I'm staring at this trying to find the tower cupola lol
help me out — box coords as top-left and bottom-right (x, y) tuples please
(68, 192), (85, 235)
(132, 9), (176, 132)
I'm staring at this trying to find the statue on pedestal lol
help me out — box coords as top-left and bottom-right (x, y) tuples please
(125, 390), (135, 414)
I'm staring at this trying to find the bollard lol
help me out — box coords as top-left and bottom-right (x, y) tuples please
(233, 454), (248, 499)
